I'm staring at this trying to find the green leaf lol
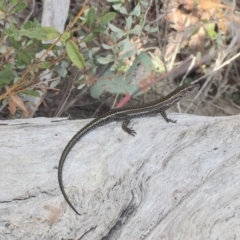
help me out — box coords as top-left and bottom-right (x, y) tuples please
(16, 49), (32, 65)
(148, 27), (158, 33)
(143, 25), (150, 31)
(10, 22), (18, 40)
(37, 26), (60, 40)
(82, 33), (97, 43)
(32, 19), (41, 28)
(36, 43), (58, 53)
(77, 83), (86, 90)
(61, 32), (71, 43)
(19, 28), (41, 39)
(90, 68), (137, 98)
(25, 40), (33, 47)
(119, 7), (128, 14)
(122, 36), (131, 52)
(56, 65), (68, 77)
(14, 2), (28, 12)
(9, 0), (20, 5)
(22, 41), (52, 55)
(112, 3), (122, 10)
(206, 23), (217, 39)
(4, 28), (15, 38)
(9, 37), (21, 49)
(19, 26), (60, 40)
(21, 89), (40, 97)
(98, 12), (116, 26)
(130, 3), (141, 16)
(87, 7), (96, 29)
(108, 23), (123, 33)
(129, 25), (141, 35)
(90, 52), (153, 98)
(22, 21), (32, 30)
(35, 61), (51, 69)
(119, 49), (138, 59)
(66, 40), (85, 69)
(90, 83), (104, 99)
(126, 16), (132, 30)
(0, 1), (7, 12)
(190, 26), (200, 36)
(97, 55), (114, 64)
(140, 0), (148, 6)
(10, 0), (20, 4)
(0, 67), (14, 91)
(102, 43), (113, 50)
(93, 27), (106, 33)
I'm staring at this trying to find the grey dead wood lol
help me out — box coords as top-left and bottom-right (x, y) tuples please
(0, 114), (240, 239)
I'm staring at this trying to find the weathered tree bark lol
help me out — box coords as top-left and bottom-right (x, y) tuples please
(1, 114), (240, 239)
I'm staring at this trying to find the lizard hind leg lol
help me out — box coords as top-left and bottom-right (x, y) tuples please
(122, 118), (136, 136)
(112, 114), (137, 136)
(160, 109), (177, 123)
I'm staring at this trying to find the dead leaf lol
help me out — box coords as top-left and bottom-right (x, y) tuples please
(6, 87), (28, 116)
(8, 99), (17, 115)
(177, 0), (232, 11)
